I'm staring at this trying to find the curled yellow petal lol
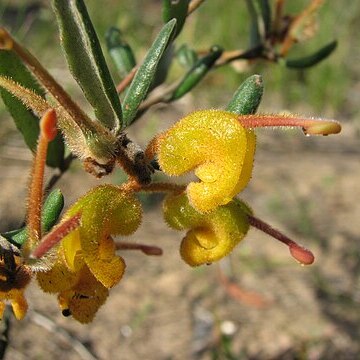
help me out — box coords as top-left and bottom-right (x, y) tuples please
(36, 253), (79, 293)
(158, 110), (255, 212)
(37, 256), (108, 323)
(0, 289), (29, 320)
(57, 266), (109, 324)
(61, 185), (141, 288)
(163, 193), (251, 266)
(10, 292), (29, 320)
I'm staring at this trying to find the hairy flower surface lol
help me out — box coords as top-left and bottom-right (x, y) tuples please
(163, 193), (251, 266)
(37, 184), (142, 322)
(158, 110), (256, 213)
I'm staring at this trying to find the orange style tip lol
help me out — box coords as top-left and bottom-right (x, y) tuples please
(304, 120), (341, 136)
(0, 28), (13, 50)
(40, 109), (58, 141)
(289, 244), (315, 265)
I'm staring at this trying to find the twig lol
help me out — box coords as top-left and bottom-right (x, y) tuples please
(215, 45), (265, 66)
(138, 81), (180, 112)
(188, 0), (206, 15)
(116, 66), (138, 94)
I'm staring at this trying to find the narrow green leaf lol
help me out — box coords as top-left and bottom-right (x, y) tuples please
(170, 45), (223, 101)
(162, 0), (190, 38)
(122, 19), (177, 127)
(0, 50), (65, 168)
(255, 0), (271, 37)
(41, 189), (65, 231)
(52, 0), (122, 131)
(285, 40), (338, 69)
(0, 51), (41, 151)
(106, 27), (136, 79)
(47, 133), (65, 168)
(2, 189), (65, 248)
(226, 74), (264, 115)
(245, 0), (262, 47)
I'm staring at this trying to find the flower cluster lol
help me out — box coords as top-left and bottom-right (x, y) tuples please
(0, 102), (341, 324)
(155, 109), (340, 267)
(157, 109), (256, 265)
(0, 1), (342, 326)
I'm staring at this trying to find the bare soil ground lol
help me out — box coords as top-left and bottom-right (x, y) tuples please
(0, 104), (359, 360)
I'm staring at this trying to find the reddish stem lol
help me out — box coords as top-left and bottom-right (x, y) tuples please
(115, 241), (163, 256)
(247, 214), (315, 265)
(25, 109), (57, 254)
(30, 212), (82, 259)
(238, 114), (341, 135)
(116, 66), (138, 93)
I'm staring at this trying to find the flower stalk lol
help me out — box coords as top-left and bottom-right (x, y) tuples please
(247, 214), (315, 265)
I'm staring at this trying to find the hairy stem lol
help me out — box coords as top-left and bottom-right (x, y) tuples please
(238, 114), (341, 135)
(24, 110), (57, 256)
(248, 214), (315, 265)
(0, 28), (97, 133)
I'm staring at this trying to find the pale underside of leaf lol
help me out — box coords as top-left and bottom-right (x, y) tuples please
(52, 0), (122, 132)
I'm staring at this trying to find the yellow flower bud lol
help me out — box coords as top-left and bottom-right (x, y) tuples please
(163, 193), (251, 266)
(158, 110), (256, 212)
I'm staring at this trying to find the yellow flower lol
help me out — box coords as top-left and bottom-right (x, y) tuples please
(158, 109), (256, 213)
(37, 184), (142, 322)
(37, 254), (108, 323)
(163, 193), (251, 266)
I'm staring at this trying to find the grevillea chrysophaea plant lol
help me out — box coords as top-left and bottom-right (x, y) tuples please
(0, 0), (340, 323)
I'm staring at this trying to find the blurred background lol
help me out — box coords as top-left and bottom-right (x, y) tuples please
(0, 1), (359, 359)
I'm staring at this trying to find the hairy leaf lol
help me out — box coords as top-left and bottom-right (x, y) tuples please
(122, 19), (176, 127)
(226, 74), (264, 115)
(0, 50), (64, 168)
(52, 0), (122, 131)
(162, 0), (190, 38)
